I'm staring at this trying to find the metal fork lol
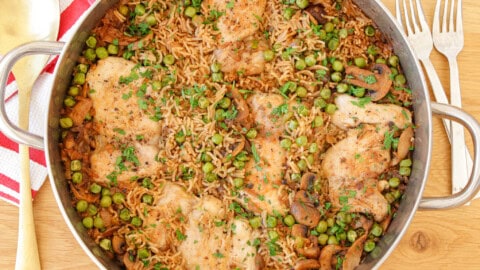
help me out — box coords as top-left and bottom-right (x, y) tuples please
(432, 0), (472, 194)
(395, 0), (472, 196)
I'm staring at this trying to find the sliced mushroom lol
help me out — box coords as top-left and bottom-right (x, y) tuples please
(112, 235), (126, 254)
(342, 234), (367, 270)
(344, 63), (392, 101)
(290, 201), (321, 227)
(297, 246), (321, 259)
(305, 4), (328, 24)
(230, 136), (246, 157)
(255, 254), (265, 270)
(300, 172), (318, 191)
(123, 252), (135, 269)
(294, 259), (321, 270)
(68, 97), (93, 126)
(291, 224), (309, 238)
(391, 126), (414, 166)
(380, 214), (392, 232)
(319, 245), (343, 270)
(294, 190), (313, 205)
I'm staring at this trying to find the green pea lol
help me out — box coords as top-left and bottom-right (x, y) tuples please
(352, 86), (366, 97)
(385, 192), (396, 203)
(70, 160), (82, 171)
(99, 238), (111, 251)
(82, 216), (93, 229)
(390, 67), (399, 76)
(297, 159), (307, 171)
(87, 204), (98, 216)
(263, 50), (275, 61)
(137, 248), (150, 259)
(283, 7), (295, 20)
(266, 216), (277, 228)
(142, 194), (154, 205)
(371, 223), (383, 237)
(328, 38), (340, 51)
(89, 184), (101, 195)
(389, 177), (401, 188)
(320, 88), (331, 100)
(305, 55), (316, 67)
(297, 105), (310, 116)
(76, 64), (88, 73)
(313, 116), (324, 128)
(107, 44), (119, 55)
(399, 167), (411, 176)
(354, 57), (367, 68)
(400, 159), (412, 167)
(131, 216), (143, 227)
(118, 5), (129, 16)
(316, 220), (328, 233)
(309, 143), (319, 153)
(283, 215), (295, 227)
(347, 230), (358, 243)
(95, 47), (108, 60)
(73, 72), (86, 85)
(202, 162), (215, 173)
(336, 83), (348, 93)
(68, 86), (80, 96)
(249, 216), (262, 229)
(119, 208), (131, 221)
(295, 58), (307, 70)
(72, 172), (83, 184)
(339, 28), (348, 38)
(388, 55), (399, 67)
(101, 188), (111, 197)
(112, 193), (125, 204)
(205, 172), (218, 182)
(100, 195), (112, 208)
(175, 132), (186, 144)
(394, 74), (407, 86)
(198, 97), (209, 109)
(211, 72), (223, 82)
(163, 54), (175, 65)
(318, 233), (329, 245)
(392, 189), (402, 199)
(76, 200), (88, 212)
(324, 22), (335, 33)
(185, 6), (196, 17)
(327, 235), (339, 245)
(210, 62), (221, 73)
(233, 178), (244, 188)
(84, 48), (96, 61)
(332, 60), (344, 72)
(134, 4), (146, 16)
(325, 104), (337, 115)
(330, 71), (342, 82)
(296, 0), (309, 9)
(219, 97), (231, 109)
(376, 58), (387, 64)
(296, 135), (308, 146)
(85, 36), (97, 48)
(291, 173), (301, 182)
(364, 240), (376, 252)
(246, 129), (258, 139)
(233, 160), (245, 169)
(201, 152), (213, 162)
(212, 133), (223, 145)
(287, 120), (299, 130)
(326, 217), (335, 227)
(365, 25), (376, 37)
(235, 151), (249, 161)
(296, 86), (308, 98)
(314, 98), (327, 108)
(215, 109), (225, 121)
(280, 138), (292, 149)
(268, 230), (279, 240)
(94, 216), (105, 229)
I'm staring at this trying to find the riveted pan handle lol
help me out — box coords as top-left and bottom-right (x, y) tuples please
(0, 41), (64, 150)
(420, 102), (480, 209)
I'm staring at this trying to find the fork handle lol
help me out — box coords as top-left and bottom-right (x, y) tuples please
(420, 58), (473, 194)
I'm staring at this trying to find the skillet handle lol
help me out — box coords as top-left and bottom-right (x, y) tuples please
(0, 41), (64, 150)
(420, 102), (480, 209)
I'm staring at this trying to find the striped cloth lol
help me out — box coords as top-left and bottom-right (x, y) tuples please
(0, 0), (95, 205)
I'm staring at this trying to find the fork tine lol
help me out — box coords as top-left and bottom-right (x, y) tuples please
(395, 0), (403, 28)
(402, 0), (414, 35)
(456, 0), (463, 32)
(414, 0), (429, 32)
(433, 0), (441, 34)
(443, 0), (449, 32)
(408, 0), (421, 33)
(449, 0), (455, 32)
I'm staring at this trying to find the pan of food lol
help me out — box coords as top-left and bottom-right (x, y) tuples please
(1, 0), (480, 269)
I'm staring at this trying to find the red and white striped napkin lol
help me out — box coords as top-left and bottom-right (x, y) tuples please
(0, 0), (95, 205)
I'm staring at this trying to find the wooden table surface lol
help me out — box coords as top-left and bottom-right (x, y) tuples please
(2, 0), (480, 269)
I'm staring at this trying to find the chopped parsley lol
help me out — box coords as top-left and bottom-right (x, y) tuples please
(251, 144), (260, 164)
(271, 103), (288, 116)
(175, 229), (187, 241)
(363, 74), (377, 84)
(213, 251), (224, 258)
(350, 97), (372, 108)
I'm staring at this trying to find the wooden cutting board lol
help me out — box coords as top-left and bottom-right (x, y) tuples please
(1, 0), (480, 269)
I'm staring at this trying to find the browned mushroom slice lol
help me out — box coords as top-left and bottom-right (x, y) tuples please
(391, 126), (414, 166)
(230, 136), (246, 157)
(319, 245), (343, 270)
(295, 259), (321, 270)
(297, 246), (321, 259)
(290, 201), (321, 227)
(342, 234), (368, 270)
(300, 172), (318, 191)
(344, 63), (392, 101)
(291, 224), (309, 238)
(228, 86), (252, 129)
(68, 97), (93, 126)
(112, 235), (126, 254)
(306, 4), (328, 24)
